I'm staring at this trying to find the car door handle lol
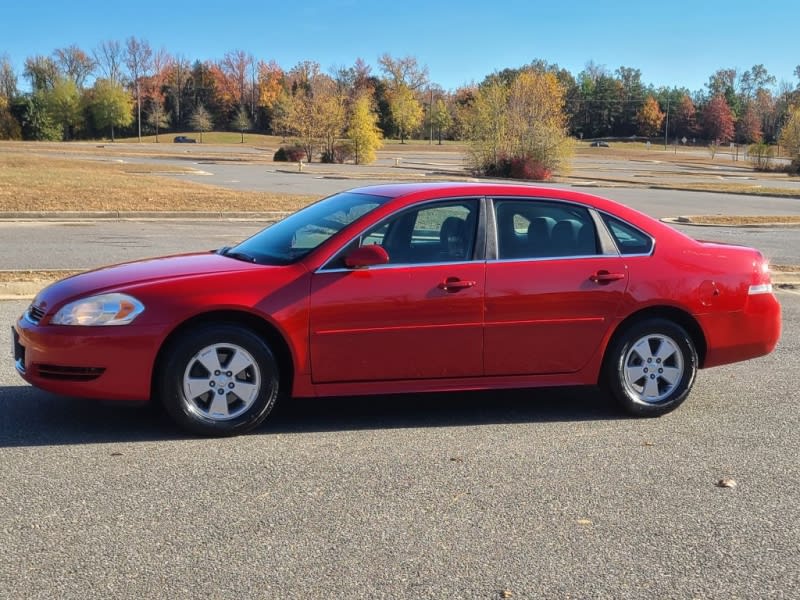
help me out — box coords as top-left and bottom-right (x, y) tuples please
(589, 270), (625, 284)
(438, 277), (477, 292)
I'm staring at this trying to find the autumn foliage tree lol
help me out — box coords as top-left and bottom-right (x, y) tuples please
(89, 78), (133, 141)
(636, 95), (665, 137)
(347, 93), (382, 164)
(779, 106), (800, 171)
(703, 95), (735, 143)
(388, 84), (423, 143)
(674, 95), (698, 138)
(736, 106), (762, 143)
(468, 69), (572, 179)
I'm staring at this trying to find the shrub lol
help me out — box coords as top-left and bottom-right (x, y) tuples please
(320, 143), (354, 164)
(480, 153), (552, 181)
(273, 145), (306, 162)
(749, 143), (775, 171)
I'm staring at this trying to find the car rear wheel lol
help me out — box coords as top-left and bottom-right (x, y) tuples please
(157, 324), (280, 436)
(604, 318), (697, 417)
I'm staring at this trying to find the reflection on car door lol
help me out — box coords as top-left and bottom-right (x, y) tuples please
(309, 199), (485, 383)
(484, 199), (629, 376)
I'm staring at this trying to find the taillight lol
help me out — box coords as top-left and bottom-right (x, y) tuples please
(748, 255), (773, 295)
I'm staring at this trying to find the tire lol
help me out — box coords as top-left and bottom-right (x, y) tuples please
(603, 318), (697, 417)
(157, 324), (280, 436)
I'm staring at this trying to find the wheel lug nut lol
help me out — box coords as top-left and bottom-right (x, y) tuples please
(214, 370), (220, 376)
(217, 389), (225, 395)
(209, 381), (215, 387)
(644, 368), (648, 373)
(226, 371), (232, 377)
(658, 368), (663, 373)
(228, 383), (235, 389)
(650, 374), (655, 379)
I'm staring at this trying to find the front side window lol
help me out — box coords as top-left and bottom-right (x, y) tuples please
(494, 199), (599, 259)
(330, 199), (480, 267)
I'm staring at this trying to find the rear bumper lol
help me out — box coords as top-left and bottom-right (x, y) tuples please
(14, 315), (163, 402)
(699, 293), (781, 369)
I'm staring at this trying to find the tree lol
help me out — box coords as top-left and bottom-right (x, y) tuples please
(636, 95), (665, 137)
(0, 55), (18, 101)
(703, 95), (735, 143)
(89, 78), (133, 141)
(378, 54), (428, 90)
(189, 104), (213, 142)
(347, 93), (382, 164)
(271, 88), (293, 140)
(165, 56), (191, 129)
(779, 106), (800, 171)
(125, 37), (153, 141)
(736, 106), (762, 144)
(674, 94), (698, 138)
(23, 55), (59, 92)
(146, 98), (170, 142)
(53, 45), (95, 88)
(388, 84), (423, 143)
(94, 40), (125, 84)
(0, 95), (22, 140)
(232, 105), (251, 142)
(505, 70), (572, 174)
(467, 69), (572, 179)
(431, 97), (452, 144)
(45, 78), (82, 140)
(10, 94), (60, 140)
(469, 80), (508, 169)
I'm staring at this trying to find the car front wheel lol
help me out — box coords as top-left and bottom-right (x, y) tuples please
(604, 318), (698, 417)
(157, 324), (280, 436)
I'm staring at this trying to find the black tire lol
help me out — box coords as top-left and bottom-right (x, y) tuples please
(603, 318), (697, 417)
(157, 324), (280, 436)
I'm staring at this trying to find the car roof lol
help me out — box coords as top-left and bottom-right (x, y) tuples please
(350, 182), (619, 212)
(346, 182), (691, 244)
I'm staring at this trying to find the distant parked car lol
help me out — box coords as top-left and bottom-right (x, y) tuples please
(13, 183), (781, 436)
(174, 136), (197, 143)
(590, 140), (609, 147)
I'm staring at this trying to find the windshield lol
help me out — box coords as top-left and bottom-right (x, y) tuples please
(225, 191), (388, 265)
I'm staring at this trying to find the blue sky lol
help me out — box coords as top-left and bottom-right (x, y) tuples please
(3, 0), (798, 93)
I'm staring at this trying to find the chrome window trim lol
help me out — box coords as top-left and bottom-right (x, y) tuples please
(318, 259), (487, 274)
(487, 195), (610, 261)
(315, 196), (485, 273)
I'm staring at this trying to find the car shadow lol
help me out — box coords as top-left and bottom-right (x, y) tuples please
(0, 384), (621, 448)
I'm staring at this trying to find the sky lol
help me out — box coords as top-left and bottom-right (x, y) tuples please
(2, 0), (799, 93)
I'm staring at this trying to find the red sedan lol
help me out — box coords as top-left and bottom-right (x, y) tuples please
(13, 183), (781, 436)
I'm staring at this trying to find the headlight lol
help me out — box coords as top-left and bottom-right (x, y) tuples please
(51, 293), (145, 326)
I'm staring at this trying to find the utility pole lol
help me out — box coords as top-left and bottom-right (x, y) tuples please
(429, 88), (433, 145)
(663, 96), (669, 150)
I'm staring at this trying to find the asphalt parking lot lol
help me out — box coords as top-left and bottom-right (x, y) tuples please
(1, 292), (798, 599)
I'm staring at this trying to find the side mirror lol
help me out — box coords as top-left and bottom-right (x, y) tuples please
(344, 245), (390, 268)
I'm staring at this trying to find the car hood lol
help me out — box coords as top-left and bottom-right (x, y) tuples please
(32, 252), (268, 309)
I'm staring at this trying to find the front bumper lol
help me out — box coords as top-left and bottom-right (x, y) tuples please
(14, 314), (164, 402)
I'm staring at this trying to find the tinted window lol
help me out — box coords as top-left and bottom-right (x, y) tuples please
(333, 200), (479, 266)
(601, 215), (653, 255)
(494, 200), (598, 259)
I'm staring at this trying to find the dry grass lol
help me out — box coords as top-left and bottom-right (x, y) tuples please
(649, 182), (800, 197)
(0, 152), (316, 212)
(683, 215), (800, 225)
(0, 270), (83, 283)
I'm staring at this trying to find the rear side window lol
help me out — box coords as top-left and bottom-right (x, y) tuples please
(601, 215), (653, 255)
(494, 199), (599, 259)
